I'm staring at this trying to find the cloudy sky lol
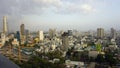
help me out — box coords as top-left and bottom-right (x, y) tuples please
(0, 0), (120, 32)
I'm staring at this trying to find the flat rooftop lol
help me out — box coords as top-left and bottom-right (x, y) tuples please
(0, 54), (20, 68)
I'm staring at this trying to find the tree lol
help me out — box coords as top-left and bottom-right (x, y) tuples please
(20, 56), (65, 68)
(96, 44), (102, 52)
(45, 50), (63, 60)
(105, 53), (118, 66)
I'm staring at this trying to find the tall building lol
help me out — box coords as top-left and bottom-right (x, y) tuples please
(20, 24), (25, 35)
(49, 29), (56, 39)
(3, 16), (8, 34)
(97, 28), (104, 39)
(0, 33), (6, 47)
(38, 31), (44, 41)
(25, 29), (30, 40)
(16, 31), (21, 42)
(68, 30), (73, 36)
(111, 28), (116, 39)
(62, 32), (69, 51)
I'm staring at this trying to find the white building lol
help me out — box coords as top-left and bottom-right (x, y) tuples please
(38, 31), (44, 41)
(0, 33), (6, 48)
(89, 51), (99, 58)
(50, 44), (56, 51)
(65, 60), (84, 68)
(1, 33), (6, 45)
(12, 38), (19, 46)
(3, 16), (8, 34)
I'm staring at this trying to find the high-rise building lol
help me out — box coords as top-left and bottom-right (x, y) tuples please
(3, 16), (8, 34)
(111, 28), (116, 39)
(38, 31), (44, 41)
(97, 28), (104, 39)
(25, 29), (30, 40)
(0, 33), (6, 47)
(68, 30), (73, 36)
(62, 32), (69, 51)
(16, 31), (21, 42)
(49, 29), (56, 39)
(20, 24), (25, 35)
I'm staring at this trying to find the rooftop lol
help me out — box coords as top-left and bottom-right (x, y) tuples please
(0, 54), (20, 68)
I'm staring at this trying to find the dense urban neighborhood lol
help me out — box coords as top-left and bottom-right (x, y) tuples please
(0, 16), (120, 68)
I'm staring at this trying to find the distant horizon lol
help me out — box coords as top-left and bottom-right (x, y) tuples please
(0, 25), (120, 33)
(0, 0), (120, 32)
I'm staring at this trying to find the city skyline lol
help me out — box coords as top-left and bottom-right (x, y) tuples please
(0, 0), (120, 31)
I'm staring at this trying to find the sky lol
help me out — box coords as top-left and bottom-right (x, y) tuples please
(0, 0), (120, 32)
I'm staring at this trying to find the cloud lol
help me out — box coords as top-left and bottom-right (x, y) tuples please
(0, 0), (96, 31)
(32, 0), (96, 14)
(33, 0), (62, 8)
(81, 4), (96, 13)
(0, 0), (117, 32)
(0, 0), (97, 18)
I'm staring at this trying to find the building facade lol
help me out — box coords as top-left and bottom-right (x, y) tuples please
(20, 24), (25, 35)
(3, 16), (8, 34)
(97, 28), (104, 39)
(111, 28), (117, 39)
(38, 31), (44, 41)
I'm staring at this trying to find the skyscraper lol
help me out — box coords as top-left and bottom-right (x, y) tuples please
(16, 31), (21, 42)
(3, 16), (8, 34)
(111, 28), (117, 39)
(38, 31), (44, 41)
(20, 24), (25, 35)
(62, 32), (69, 51)
(97, 28), (104, 39)
(68, 30), (73, 36)
(25, 29), (30, 40)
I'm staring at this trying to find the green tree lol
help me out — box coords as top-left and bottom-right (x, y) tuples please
(96, 44), (102, 52)
(21, 56), (65, 68)
(105, 53), (118, 66)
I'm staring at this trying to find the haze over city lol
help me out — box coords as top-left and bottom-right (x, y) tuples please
(1, 0), (120, 68)
(0, 0), (120, 31)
